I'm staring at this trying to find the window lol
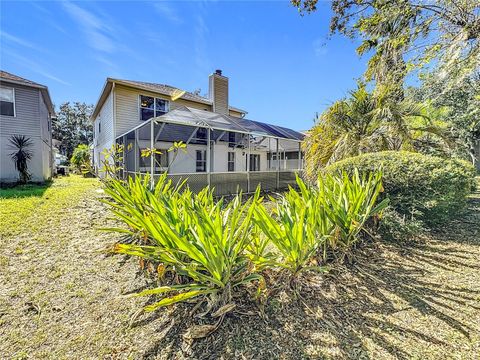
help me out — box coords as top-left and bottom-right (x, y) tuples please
(228, 152), (235, 172)
(196, 150), (206, 172)
(249, 154), (260, 171)
(228, 132), (236, 148)
(139, 95), (169, 121)
(196, 127), (207, 140)
(0, 87), (15, 116)
(98, 120), (101, 133)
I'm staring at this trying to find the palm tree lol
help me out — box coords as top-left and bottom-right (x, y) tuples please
(302, 84), (447, 179)
(9, 135), (33, 184)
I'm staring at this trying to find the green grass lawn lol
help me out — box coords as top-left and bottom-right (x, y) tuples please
(0, 176), (99, 239)
(1, 175), (479, 359)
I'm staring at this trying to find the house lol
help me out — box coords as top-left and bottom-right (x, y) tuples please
(91, 70), (304, 195)
(0, 71), (54, 183)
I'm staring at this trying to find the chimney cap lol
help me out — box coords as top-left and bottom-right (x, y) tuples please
(215, 69), (222, 76)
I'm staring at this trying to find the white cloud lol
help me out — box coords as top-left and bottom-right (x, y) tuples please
(153, 2), (183, 24)
(3, 48), (70, 86)
(61, 1), (117, 53)
(0, 31), (47, 53)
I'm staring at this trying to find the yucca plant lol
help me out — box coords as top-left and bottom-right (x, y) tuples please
(318, 170), (389, 259)
(251, 186), (328, 285)
(9, 135), (33, 184)
(104, 177), (260, 312)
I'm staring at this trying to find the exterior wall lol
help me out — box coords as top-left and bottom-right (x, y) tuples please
(0, 83), (51, 182)
(228, 109), (243, 118)
(93, 90), (114, 171)
(115, 85), (211, 138)
(132, 139), (269, 174)
(0, 134), (48, 182)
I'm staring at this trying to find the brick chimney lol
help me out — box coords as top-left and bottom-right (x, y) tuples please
(209, 69), (229, 115)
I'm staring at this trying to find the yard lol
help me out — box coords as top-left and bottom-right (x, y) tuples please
(1, 175), (479, 359)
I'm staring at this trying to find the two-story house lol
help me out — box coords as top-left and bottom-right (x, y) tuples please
(0, 71), (54, 183)
(91, 70), (303, 194)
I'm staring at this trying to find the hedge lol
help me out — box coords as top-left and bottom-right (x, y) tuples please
(324, 151), (476, 227)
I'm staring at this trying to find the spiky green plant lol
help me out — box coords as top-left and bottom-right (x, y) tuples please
(9, 135), (33, 184)
(318, 170), (389, 259)
(103, 175), (260, 312)
(251, 186), (328, 282)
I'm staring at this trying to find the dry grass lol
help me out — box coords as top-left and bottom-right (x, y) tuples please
(1, 175), (479, 359)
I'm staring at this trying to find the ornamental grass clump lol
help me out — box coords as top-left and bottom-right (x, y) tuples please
(104, 175), (260, 313)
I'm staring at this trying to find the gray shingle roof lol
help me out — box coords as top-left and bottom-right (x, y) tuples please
(0, 70), (46, 87)
(109, 78), (247, 114)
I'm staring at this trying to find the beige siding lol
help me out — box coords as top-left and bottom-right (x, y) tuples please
(115, 85), (211, 138)
(229, 109), (243, 118)
(93, 90), (114, 169)
(209, 75), (229, 115)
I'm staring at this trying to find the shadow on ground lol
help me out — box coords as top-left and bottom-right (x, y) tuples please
(0, 180), (52, 199)
(133, 196), (480, 359)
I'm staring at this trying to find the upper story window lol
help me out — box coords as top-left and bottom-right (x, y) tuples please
(98, 120), (101, 133)
(139, 95), (169, 121)
(228, 131), (236, 148)
(0, 87), (15, 116)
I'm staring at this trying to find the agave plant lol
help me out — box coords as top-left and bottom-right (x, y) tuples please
(104, 175), (260, 312)
(9, 135), (33, 184)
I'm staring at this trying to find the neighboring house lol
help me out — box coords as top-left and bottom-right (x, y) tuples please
(91, 70), (303, 194)
(0, 71), (54, 183)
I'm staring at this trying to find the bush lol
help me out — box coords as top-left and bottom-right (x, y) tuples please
(103, 174), (260, 313)
(70, 144), (92, 175)
(250, 171), (388, 284)
(324, 151), (476, 228)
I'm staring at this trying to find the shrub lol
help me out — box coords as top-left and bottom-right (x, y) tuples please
(250, 171), (388, 284)
(9, 135), (33, 184)
(70, 144), (92, 175)
(324, 151), (476, 228)
(103, 174), (260, 312)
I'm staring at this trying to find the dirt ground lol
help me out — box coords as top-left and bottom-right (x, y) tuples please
(1, 176), (479, 359)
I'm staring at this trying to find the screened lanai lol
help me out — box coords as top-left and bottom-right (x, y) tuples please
(115, 106), (304, 196)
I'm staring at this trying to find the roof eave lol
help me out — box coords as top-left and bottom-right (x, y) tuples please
(0, 77), (55, 115)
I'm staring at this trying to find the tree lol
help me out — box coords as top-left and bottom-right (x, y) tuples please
(291, 0), (480, 95)
(9, 135), (33, 184)
(302, 84), (449, 178)
(53, 102), (94, 159)
(70, 144), (92, 174)
(408, 70), (480, 164)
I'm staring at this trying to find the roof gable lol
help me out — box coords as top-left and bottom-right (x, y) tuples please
(0, 70), (55, 115)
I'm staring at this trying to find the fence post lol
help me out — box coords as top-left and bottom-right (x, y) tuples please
(207, 128), (211, 188)
(298, 141), (302, 171)
(247, 134), (251, 193)
(134, 128), (139, 181)
(150, 120), (154, 190)
(276, 137), (280, 190)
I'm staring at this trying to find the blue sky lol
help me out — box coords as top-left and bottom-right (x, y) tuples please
(0, 0), (367, 130)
